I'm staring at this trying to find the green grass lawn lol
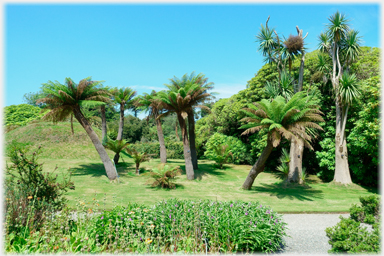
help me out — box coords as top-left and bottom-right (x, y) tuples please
(5, 121), (378, 213)
(37, 156), (378, 213)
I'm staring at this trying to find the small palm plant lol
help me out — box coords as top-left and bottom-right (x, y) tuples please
(126, 147), (153, 175)
(150, 164), (182, 189)
(276, 148), (290, 180)
(103, 139), (129, 165)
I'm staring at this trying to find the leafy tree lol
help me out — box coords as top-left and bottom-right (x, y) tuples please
(113, 87), (137, 141)
(317, 11), (362, 184)
(240, 92), (323, 189)
(136, 91), (167, 163)
(22, 90), (46, 107)
(37, 77), (117, 180)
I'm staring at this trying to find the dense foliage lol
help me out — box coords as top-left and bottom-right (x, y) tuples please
(204, 132), (249, 166)
(325, 195), (380, 253)
(4, 104), (46, 127)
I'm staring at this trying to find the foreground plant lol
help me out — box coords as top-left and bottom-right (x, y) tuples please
(326, 195), (380, 253)
(37, 77), (117, 180)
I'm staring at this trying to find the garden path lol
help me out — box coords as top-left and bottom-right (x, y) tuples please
(278, 213), (349, 255)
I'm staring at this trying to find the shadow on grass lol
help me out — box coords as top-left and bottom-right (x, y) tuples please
(251, 182), (324, 201)
(70, 162), (134, 178)
(193, 163), (227, 180)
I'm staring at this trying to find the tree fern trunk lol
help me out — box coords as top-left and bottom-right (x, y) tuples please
(156, 117), (167, 163)
(101, 104), (107, 142)
(287, 137), (304, 183)
(73, 107), (117, 181)
(177, 113), (194, 180)
(117, 103), (124, 141)
(113, 152), (120, 165)
(70, 114), (74, 135)
(187, 109), (198, 170)
(242, 140), (274, 190)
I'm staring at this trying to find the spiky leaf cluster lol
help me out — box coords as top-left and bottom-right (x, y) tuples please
(240, 91), (324, 149)
(37, 77), (111, 122)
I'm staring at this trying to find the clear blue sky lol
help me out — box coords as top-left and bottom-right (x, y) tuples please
(4, 3), (380, 114)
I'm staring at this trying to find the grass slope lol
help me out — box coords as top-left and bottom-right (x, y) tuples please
(4, 121), (379, 213)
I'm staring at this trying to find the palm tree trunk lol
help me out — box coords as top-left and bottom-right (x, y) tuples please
(242, 139), (274, 190)
(187, 109), (198, 170)
(117, 103), (124, 141)
(177, 113), (194, 180)
(333, 100), (352, 184)
(73, 107), (117, 181)
(113, 152), (120, 165)
(175, 121), (180, 141)
(101, 104), (107, 142)
(155, 117), (167, 163)
(70, 114), (74, 135)
(287, 137), (304, 183)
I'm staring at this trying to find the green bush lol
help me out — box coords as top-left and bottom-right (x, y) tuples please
(350, 195), (380, 224)
(326, 195), (381, 253)
(4, 104), (47, 127)
(204, 133), (248, 165)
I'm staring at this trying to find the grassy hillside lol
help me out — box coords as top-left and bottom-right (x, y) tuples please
(5, 121), (115, 160)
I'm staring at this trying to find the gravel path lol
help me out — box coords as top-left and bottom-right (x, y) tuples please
(276, 213), (350, 255)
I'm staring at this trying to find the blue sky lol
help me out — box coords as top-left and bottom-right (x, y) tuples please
(4, 3), (380, 117)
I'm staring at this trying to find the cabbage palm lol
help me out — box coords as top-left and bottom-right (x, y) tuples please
(37, 77), (117, 180)
(318, 11), (362, 184)
(165, 72), (214, 170)
(240, 92), (323, 189)
(136, 91), (167, 163)
(113, 87), (137, 141)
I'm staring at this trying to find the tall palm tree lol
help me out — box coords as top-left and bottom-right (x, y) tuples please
(37, 77), (117, 180)
(165, 72), (214, 170)
(318, 11), (362, 184)
(136, 91), (167, 163)
(113, 87), (137, 141)
(156, 82), (205, 180)
(240, 92), (324, 189)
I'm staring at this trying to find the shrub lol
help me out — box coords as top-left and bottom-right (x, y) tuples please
(126, 147), (154, 175)
(149, 164), (182, 189)
(126, 142), (184, 160)
(204, 133), (248, 165)
(4, 104), (47, 126)
(4, 143), (75, 236)
(326, 195), (381, 253)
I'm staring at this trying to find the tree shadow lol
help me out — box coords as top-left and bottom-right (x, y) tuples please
(193, 163), (227, 181)
(70, 162), (134, 179)
(251, 182), (324, 201)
